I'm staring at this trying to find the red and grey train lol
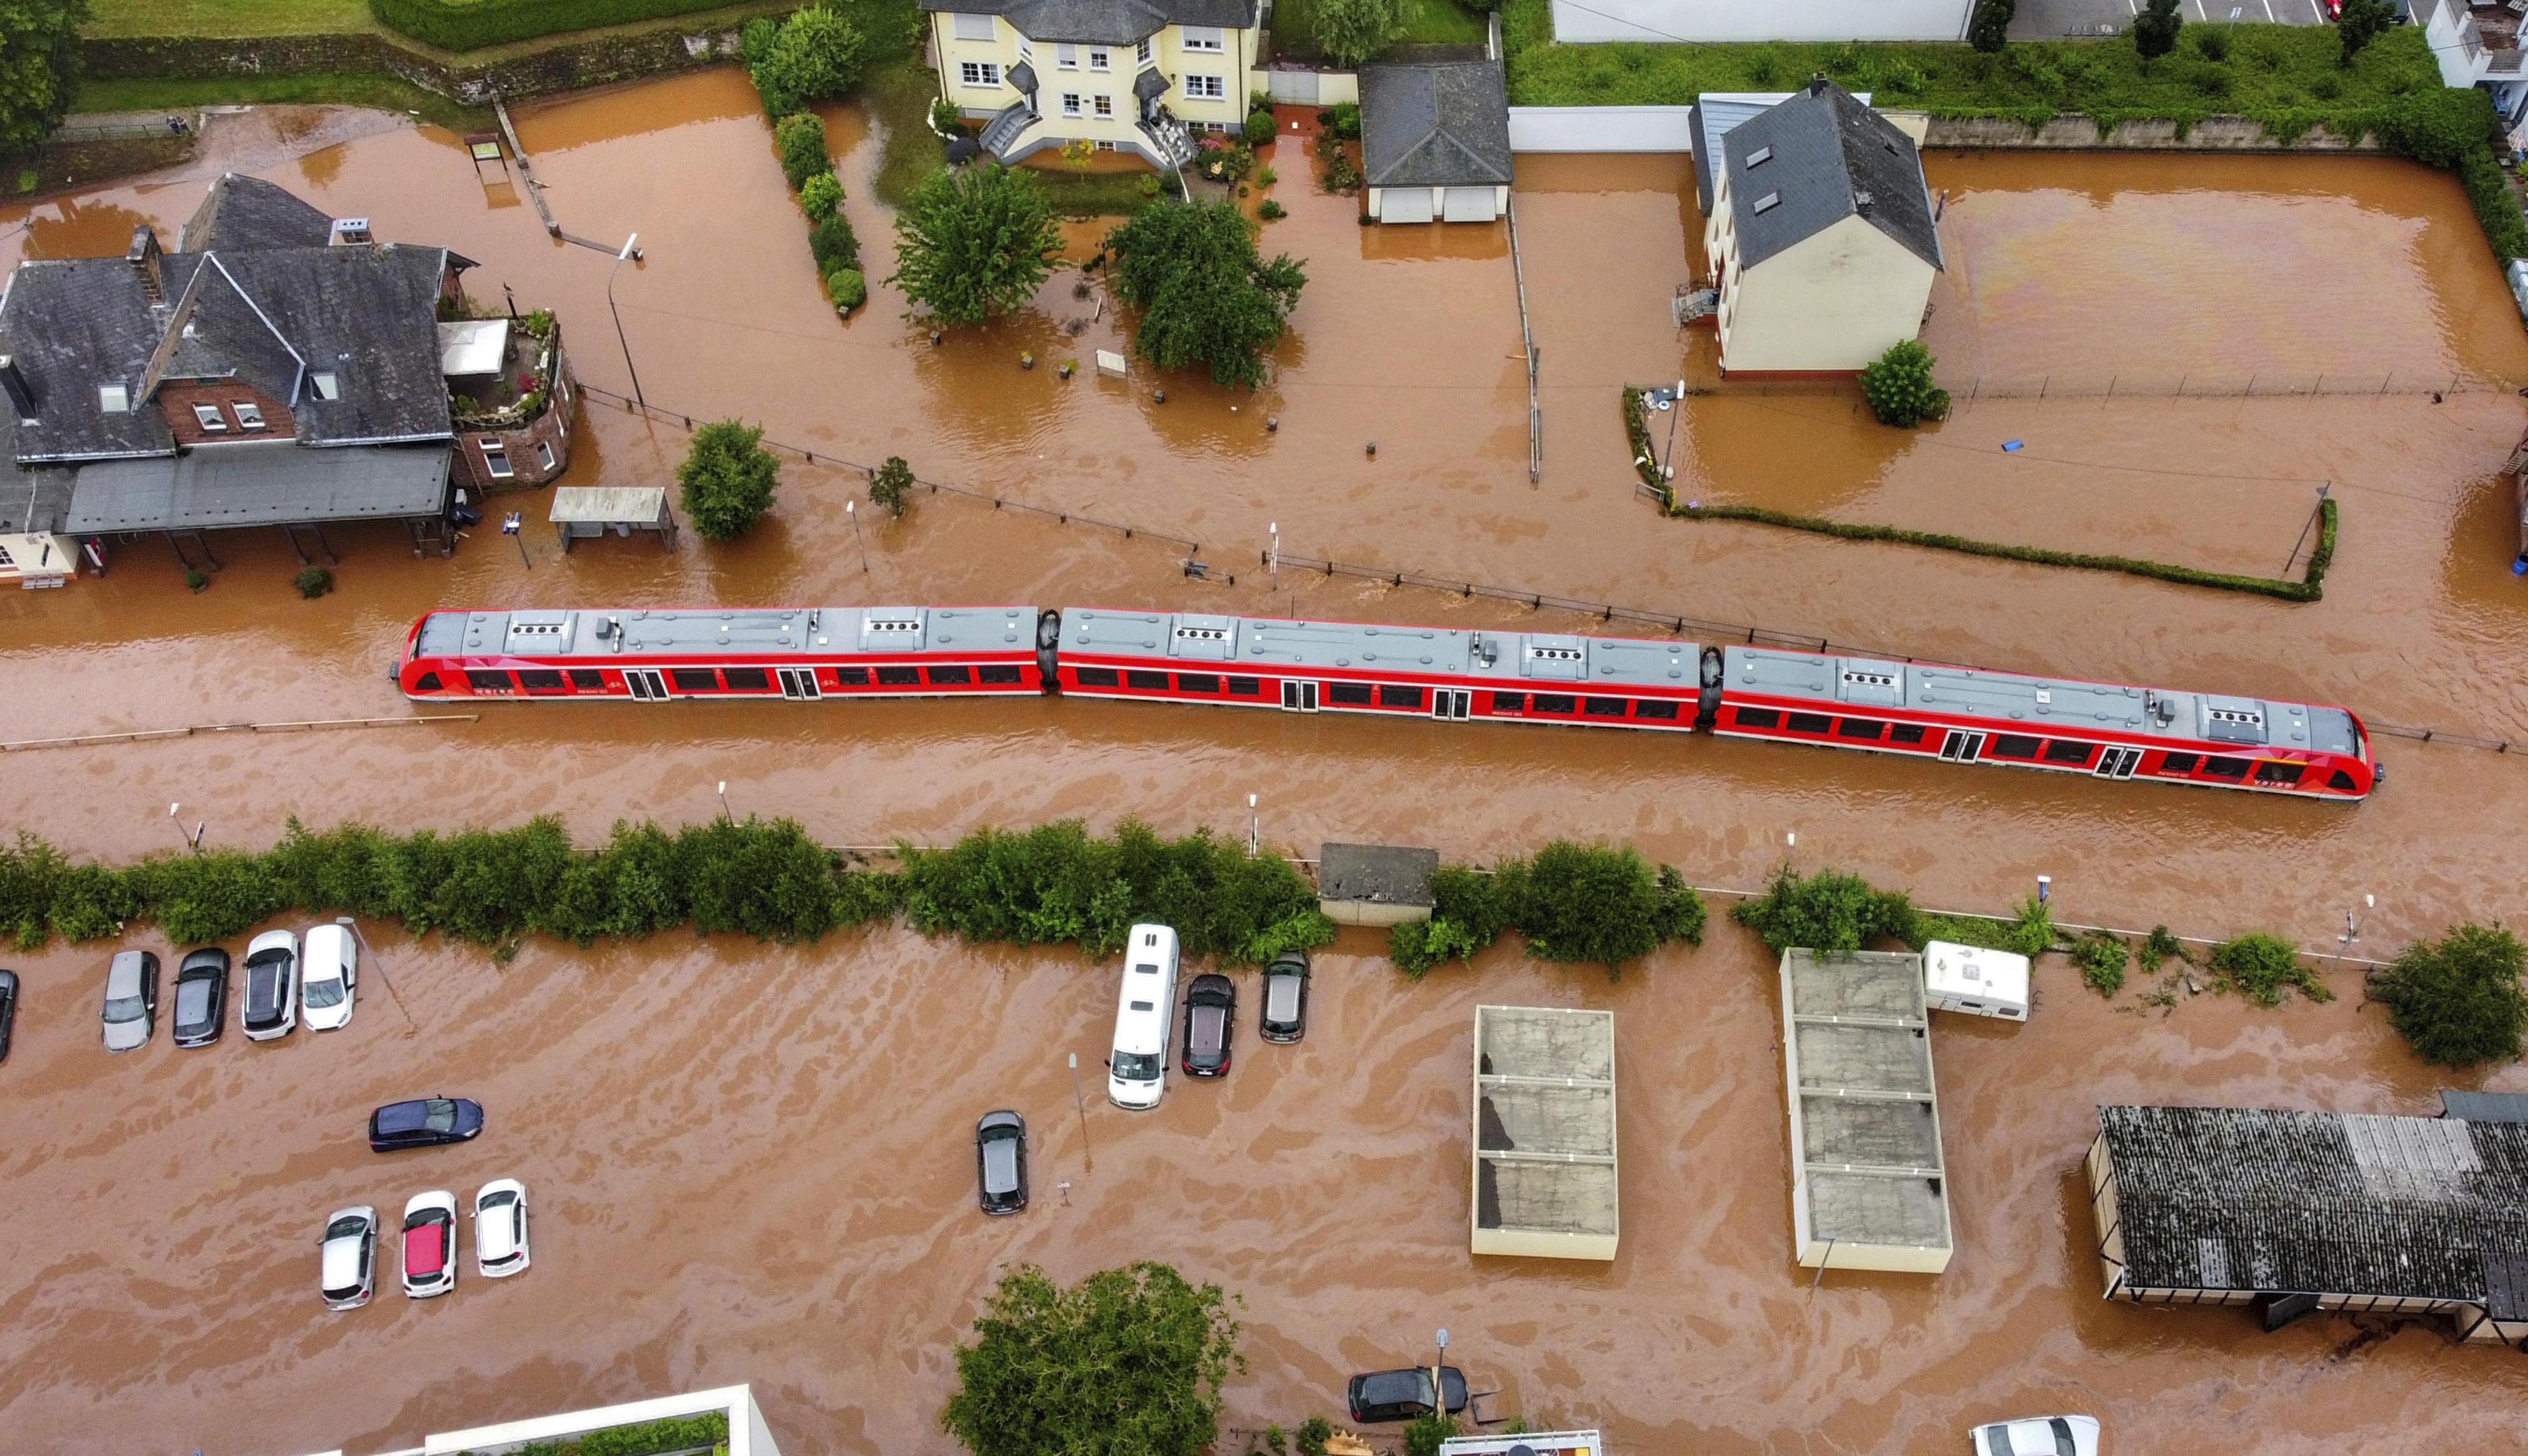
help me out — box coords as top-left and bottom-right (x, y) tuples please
(399, 604), (2378, 801)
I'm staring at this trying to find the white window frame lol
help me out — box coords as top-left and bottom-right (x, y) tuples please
(1062, 92), (1082, 116)
(1136, 36), (1153, 64)
(1058, 43), (1079, 69)
(950, 11), (995, 40)
(96, 383), (129, 413)
(959, 61), (1003, 87)
(1094, 94), (1113, 118)
(1088, 46), (1111, 71)
(191, 403), (227, 433)
(1181, 25), (1225, 52)
(233, 401), (266, 431)
(310, 371), (340, 401)
(1184, 74), (1224, 100)
(479, 437), (514, 480)
(536, 440), (557, 472)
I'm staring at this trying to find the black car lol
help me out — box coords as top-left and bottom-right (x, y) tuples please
(1347, 1365), (1468, 1425)
(367, 1097), (485, 1152)
(171, 948), (230, 1048)
(975, 1110), (1028, 1215)
(1182, 973), (1235, 1077)
(0, 969), (17, 1063)
(1259, 949), (1310, 1043)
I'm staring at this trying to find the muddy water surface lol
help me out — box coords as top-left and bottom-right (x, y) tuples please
(6, 74), (2528, 1454)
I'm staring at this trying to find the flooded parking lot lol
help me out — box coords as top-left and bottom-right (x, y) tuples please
(7, 69), (2528, 1454)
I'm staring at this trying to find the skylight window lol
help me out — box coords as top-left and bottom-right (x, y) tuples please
(97, 383), (129, 413)
(233, 401), (266, 431)
(192, 403), (227, 432)
(1752, 191), (1781, 215)
(1746, 145), (1772, 168)
(310, 371), (340, 401)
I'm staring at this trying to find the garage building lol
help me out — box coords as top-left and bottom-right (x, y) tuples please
(1360, 61), (1512, 224)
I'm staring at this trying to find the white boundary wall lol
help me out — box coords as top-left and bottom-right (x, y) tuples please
(1507, 104), (1695, 152)
(1549, 0), (1970, 43)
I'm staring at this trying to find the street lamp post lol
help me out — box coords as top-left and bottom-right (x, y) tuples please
(607, 232), (645, 408)
(1247, 794), (1258, 860)
(716, 780), (731, 821)
(168, 802), (204, 853)
(1433, 1328), (1448, 1419)
(1068, 1051), (1094, 1173)
(2339, 892), (2374, 966)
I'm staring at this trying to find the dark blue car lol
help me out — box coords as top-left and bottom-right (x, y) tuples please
(368, 1097), (485, 1152)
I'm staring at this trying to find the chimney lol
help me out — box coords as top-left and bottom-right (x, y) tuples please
(127, 224), (163, 303)
(1809, 73), (1830, 98)
(0, 355), (35, 424)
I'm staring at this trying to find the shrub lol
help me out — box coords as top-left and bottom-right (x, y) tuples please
(371, 0), (738, 52)
(2367, 83), (2496, 169)
(1731, 866), (1916, 954)
(1257, 165), (1277, 186)
(870, 453), (914, 515)
(1296, 1418), (1333, 1456)
(47, 862), (138, 941)
(776, 110), (831, 190)
(2191, 24), (2230, 61)
(1257, 199), (1286, 220)
(826, 267), (868, 310)
(932, 96), (965, 134)
(750, 4), (868, 117)
(890, 163), (1063, 325)
(2207, 931), (2331, 1007)
(1105, 200), (1307, 389)
(809, 211), (861, 273)
(2133, 0), (2183, 64)
(0, 832), (73, 949)
(1913, 897), (2052, 958)
(1318, 102), (1361, 139)
(1312, 0), (1405, 66)
(2144, 924), (2187, 967)
(2336, 0), (2392, 66)
(2072, 931), (2129, 997)
(184, 567), (208, 592)
(678, 816), (843, 942)
(1967, 0), (2013, 54)
(143, 850), (282, 945)
(293, 566), (333, 599)
(677, 419), (782, 539)
(1859, 339), (1950, 427)
(2371, 923), (2528, 1068)
(800, 171), (845, 221)
(546, 820), (686, 946)
(577, 1412), (731, 1456)
(942, 1262), (1242, 1456)
(1403, 1415), (1462, 1456)
(1515, 842), (1703, 976)
(1246, 110), (1277, 145)
(1390, 916), (1486, 978)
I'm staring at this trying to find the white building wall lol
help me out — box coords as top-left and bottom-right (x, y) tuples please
(1505, 105), (1695, 152)
(1549, 0), (1970, 43)
(1720, 215), (1936, 375)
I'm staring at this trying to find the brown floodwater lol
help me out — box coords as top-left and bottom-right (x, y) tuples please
(8, 71), (2528, 1454)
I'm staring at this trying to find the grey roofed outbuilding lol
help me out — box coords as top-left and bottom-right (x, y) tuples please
(1319, 842), (1438, 910)
(1359, 61), (1512, 189)
(178, 173), (338, 253)
(0, 258), (181, 462)
(2099, 1104), (2528, 1308)
(1720, 77), (1941, 272)
(63, 441), (451, 532)
(918, 0), (1254, 45)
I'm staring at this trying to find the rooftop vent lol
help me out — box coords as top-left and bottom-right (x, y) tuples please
(332, 217), (373, 244)
(1854, 189), (1875, 211)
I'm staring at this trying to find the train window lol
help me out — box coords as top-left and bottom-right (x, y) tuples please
(2202, 756), (2252, 778)
(2157, 752), (2199, 775)
(1990, 735), (2040, 759)
(929, 666), (973, 685)
(1888, 723), (1927, 745)
(979, 664), (1023, 684)
(1787, 712), (1832, 734)
(1489, 692), (1526, 714)
(1228, 676), (1261, 696)
(1381, 685), (1424, 709)
(1178, 673), (1221, 694)
(2043, 740), (2093, 765)
(569, 669), (605, 690)
(517, 669), (566, 692)
(671, 668), (719, 692)
(1531, 694), (1577, 715)
(466, 669), (514, 692)
(1732, 707), (1780, 729)
(411, 671), (442, 693)
(834, 667), (871, 686)
(1836, 718), (1885, 740)
(2253, 760), (2305, 785)
(1634, 699), (1680, 720)
(2329, 769), (2358, 792)
(1075, 667), (1120, 687)
(1327, 683), (1374, 706)
(877, 666), (921, 686)
(723, 668), (770, 691)
(1585, 697), (1627, 717)
(1126, 669), (1170, 690)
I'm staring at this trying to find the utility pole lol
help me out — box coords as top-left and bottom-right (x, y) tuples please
(607, 232), (646, 408)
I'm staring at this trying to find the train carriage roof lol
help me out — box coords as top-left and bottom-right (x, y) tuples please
(1063, 608), (1700, 691)
(416, 606), (1037, 659)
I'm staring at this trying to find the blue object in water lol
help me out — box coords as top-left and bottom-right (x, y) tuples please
(2513, 555), (2527, 576)
(2002, 440), (2025, 453)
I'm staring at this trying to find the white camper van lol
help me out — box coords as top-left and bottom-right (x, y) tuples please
(1107, 924), (1181, 1110)
(1923, 940), (2030, 1022)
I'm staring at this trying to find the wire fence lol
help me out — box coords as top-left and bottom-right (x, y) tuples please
(1, 715), (477, 753)
(1684, 371), (2515, 402)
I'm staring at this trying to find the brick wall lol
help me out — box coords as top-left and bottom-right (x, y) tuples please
(157, 380), (295, 445)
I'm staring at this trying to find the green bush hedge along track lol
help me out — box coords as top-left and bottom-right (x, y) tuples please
(366, 0), (754, 52)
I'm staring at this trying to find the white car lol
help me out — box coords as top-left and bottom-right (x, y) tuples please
(241, 928), (299, 1041)
(1971, 1415), (2101, 1456)
(474, 1179), (531, 1278)
(402, 1190), (458, 1299)
(299, 924), (357, 1032)
(319, 1205), (377, 1310)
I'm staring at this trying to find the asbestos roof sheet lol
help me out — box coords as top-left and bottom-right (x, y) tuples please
(63, 441), (450, 532)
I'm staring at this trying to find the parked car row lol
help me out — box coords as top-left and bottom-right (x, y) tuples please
(321, 1180), (532, 1308)
(92, 925), (359, 1053)
(1104, 924), (1311, 1110)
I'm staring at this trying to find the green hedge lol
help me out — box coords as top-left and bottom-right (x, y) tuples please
(1388, 843), (1705, 978)
(514, 1410), (731, 1456)
(368, 0), (766, 52)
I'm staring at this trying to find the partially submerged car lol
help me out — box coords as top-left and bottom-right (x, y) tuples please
(474, 1179), (531, 1278)
(1182, 973), (1235, 1078)
(975, 1110), (1028, 1215)
(369, 1097), (485, 1152)
(172, 948), (229, 1048)
(1969, 1416), (2101, 1456)
(299, 924), (357, 1032)
(241, 929), (299, 1041)
(402, 1190), (458, 1299)
(0, 968), (18, 1064)
(1258, 948), (1310, 1043)
(320, 1205), (378, 1310)
(101, 950), (161, 1053)
(1347, 1365), (1468, 1424)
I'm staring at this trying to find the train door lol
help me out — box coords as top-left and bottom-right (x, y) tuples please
(1938, 729), (1986, 762)
(1430, 689), (1471, 722)
(625, 669), (669, 700)
(778, 667), (821, 700)
(2094, 746), (2141, 780)
(1280, 680), (1318, 713)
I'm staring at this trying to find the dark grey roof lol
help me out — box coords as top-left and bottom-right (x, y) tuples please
(1360, 61), (1511, 189)
(1318, 842), (1438, 908)
(921, 0), (1254, 44)
(0, 258), (180, 461)
(2444, 1090), (2528, 1124)
(63, 441), (450, 532)
(1009, 59), (1038, 95)
(179, 174), (338, 253)
(2099, 1104), (2528, 1304)
(1721, 78), (1941, 273)
(1133, 66), (1170, 102)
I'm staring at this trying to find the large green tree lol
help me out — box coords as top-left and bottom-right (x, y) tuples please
(677, 420), (781, 539)
(2, 0), (91, 159)
(1310, 0), (1404, 68)
(941, 1262), (1243, 1456)
(748, 3), (867, 116)
(890, 163), (1063, 325)
(2373, 923), (2528, 1068)
(2131, 0), (2182, 66)
(2336, 0), (2393, 66)
(1105, 201), (1305, 389)
(1966, 0), (2013, 54)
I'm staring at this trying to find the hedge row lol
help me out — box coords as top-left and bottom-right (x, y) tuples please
(517, 1410), (731, 1456)
(366, 0), (768, 53)
(1388, 843), (1706, 979)
(1620, 386), (1664, 490)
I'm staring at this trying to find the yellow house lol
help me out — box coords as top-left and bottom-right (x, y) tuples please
(920, 0), (1265, 171)
(1704, 77), (1943, 378)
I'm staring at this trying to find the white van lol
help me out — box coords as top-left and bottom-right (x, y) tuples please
(1107, 924), (1181, 1110)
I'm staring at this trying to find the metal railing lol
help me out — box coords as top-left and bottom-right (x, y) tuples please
(1505, 197), (1542, 484)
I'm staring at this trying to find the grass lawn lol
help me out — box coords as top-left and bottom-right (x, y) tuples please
(867, 62), (949, 208)
(1030, 167), (1160, 217)
(1273, 0), (1489, 64)
(1502, 0), (2440, 137)
(76, 74), (494, 132)
(83, 0), (378, 38)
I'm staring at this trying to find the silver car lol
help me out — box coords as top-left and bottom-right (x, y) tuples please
(101, 950), (160, 1053)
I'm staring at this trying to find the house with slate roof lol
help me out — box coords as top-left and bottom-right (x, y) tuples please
(1701, 77), (1943, 377)
(0, 174), (576, 572)
(922, 0), (1263, 171)
(1359, 61), (1512, 225)
(2087, 1103), (2528, 1348)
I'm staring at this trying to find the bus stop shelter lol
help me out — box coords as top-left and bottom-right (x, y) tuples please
(550, 485), (676, 552)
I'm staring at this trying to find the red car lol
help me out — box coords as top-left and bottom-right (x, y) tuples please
(401, 1190), (457, 1299)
